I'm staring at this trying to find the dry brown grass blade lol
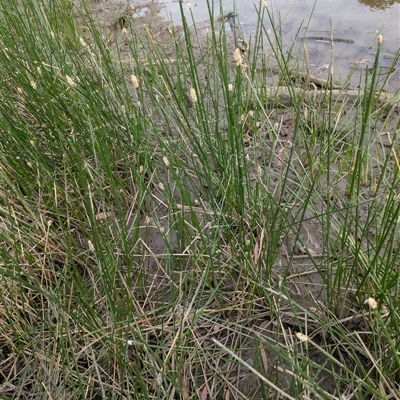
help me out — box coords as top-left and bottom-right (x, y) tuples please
(212, 337), (297, 400)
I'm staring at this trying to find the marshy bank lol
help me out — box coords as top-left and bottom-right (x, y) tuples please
(0, 0), (399, 399)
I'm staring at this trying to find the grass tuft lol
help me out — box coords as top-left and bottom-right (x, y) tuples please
(0, 0), (399, 398)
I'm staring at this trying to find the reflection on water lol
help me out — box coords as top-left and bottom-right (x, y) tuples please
(358, 0), (399, 9)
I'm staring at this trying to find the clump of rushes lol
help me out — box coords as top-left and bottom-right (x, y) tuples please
(0, 0), (399, 399)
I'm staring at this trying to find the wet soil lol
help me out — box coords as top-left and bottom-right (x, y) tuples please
(73, 1), (399, 398)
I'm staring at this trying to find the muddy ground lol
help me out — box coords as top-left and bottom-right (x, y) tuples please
(73, 1), (399, 398)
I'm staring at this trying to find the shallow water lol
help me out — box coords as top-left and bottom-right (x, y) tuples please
(159, 0), (400, 92)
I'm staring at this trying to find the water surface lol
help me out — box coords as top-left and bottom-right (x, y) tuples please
(160, 0), (400, 92)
